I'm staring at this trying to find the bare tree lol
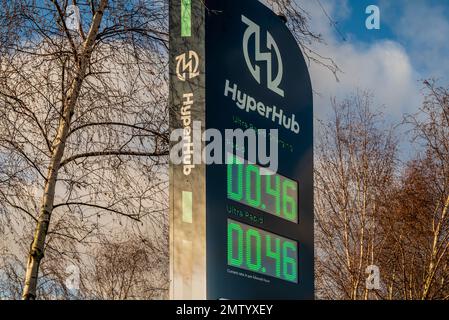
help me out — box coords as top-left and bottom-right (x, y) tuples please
(316, 84), (449, 300)
(78, 235), (168, 300)
(382, 80), (449, 300)
(379, 154), (449, 300)
(315, 92), (398, 299)
(0, 0), (169, 300)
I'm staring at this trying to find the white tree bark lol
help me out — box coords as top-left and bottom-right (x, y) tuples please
(22, 0), (109, 300)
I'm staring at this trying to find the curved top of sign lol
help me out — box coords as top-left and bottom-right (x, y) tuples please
(205, 0), (313, 138)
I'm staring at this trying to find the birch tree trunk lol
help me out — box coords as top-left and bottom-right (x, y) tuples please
(22, 0), (109, 300)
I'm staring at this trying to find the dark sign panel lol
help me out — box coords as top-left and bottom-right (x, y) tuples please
(170, 0), (313, 299)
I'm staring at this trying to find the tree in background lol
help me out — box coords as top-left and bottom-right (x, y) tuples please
(0, 0), (169, 300)
(315, 92), (398, 299)
(378, 81), (449, 299)
(79, 236), (168, 300)
(315, 83), (449, 300)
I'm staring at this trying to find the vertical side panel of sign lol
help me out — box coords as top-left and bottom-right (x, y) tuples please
(169, 0), (206, 300)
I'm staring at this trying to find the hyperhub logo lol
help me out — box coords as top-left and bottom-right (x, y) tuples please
(222, 15), (299, 134)
(242, 15), (284, 97)
(175, 50), (200, 82)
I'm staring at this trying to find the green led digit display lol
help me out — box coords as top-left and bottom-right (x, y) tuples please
(227, 155), (298, 223)
(227, 219), (298, 283)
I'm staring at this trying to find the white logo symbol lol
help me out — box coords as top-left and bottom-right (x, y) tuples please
(175, 50), (200, 81)
(65, 5), (80, 32)
(242, 15), (284, 97)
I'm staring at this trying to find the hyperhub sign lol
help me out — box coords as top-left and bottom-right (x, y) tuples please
(169, 0), (314, 299)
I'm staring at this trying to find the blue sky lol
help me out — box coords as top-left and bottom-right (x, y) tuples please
(340, 0), (449, 78)
(305, 0), (449, 115)
(301, 0), (449, 159)
(338, 0), (395, 42)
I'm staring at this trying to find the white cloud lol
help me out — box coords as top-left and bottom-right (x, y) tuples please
(380, 0), (449, 81)
(310, 40), (422, 120)
(299, 0), (424, 122)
